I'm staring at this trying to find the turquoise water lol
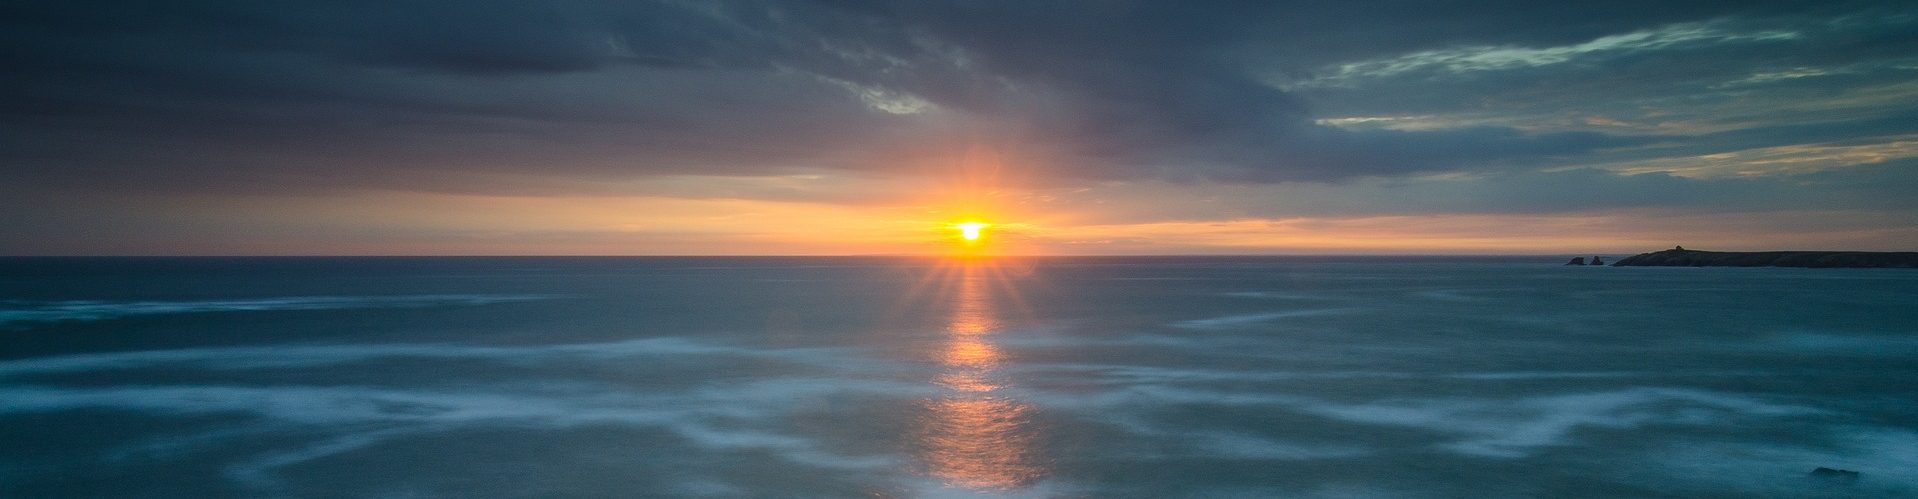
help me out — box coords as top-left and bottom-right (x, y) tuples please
(2, 257), (1915, 497)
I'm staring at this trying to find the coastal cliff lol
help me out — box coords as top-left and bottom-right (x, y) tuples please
(1612, 248), (1918, 268)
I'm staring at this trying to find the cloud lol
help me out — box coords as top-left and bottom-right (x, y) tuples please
(14, 0), (1882, 193)
(3, 1), (1917, 253)
(1292, 19), (1803, 88)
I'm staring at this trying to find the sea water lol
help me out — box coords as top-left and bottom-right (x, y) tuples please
(1, 257), (1914, 497)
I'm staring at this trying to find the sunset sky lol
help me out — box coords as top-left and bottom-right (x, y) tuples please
(5, 1), (1916, 255)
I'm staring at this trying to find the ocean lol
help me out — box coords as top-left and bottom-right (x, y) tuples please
(1, 257), (1914, 498)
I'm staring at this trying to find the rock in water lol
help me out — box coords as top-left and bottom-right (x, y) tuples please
(1809, 467), (1860, 484)
(1590, 256), (1605, 265)
(1565, 257), (1587, 265)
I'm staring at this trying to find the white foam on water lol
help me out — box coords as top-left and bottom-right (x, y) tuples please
(0, 337), (860, 377)
(0, 294), (560, 326)
(1038, 384), (1822, 459)
(1179, 431), (1371, 460)
(1767, 332), (1918, 355)
(1, 379), (908, 491)
(1220, 291), (1326, 300)
(1291, 388), (1823, 458)
(1171, 309), (1354, 329)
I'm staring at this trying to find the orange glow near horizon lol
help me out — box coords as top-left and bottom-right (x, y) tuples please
(944, 219), (1008, 257)
(172, 188), (1852, 255)
(132, 161), (1904, 255)
(926, 145), (1021, 255)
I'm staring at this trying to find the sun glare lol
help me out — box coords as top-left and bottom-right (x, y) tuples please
(956, 221), (990, 242)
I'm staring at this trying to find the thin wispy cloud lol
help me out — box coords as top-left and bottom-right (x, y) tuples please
(1292, 21), (1803, 88)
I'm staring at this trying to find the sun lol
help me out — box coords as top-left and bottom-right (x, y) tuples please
(955, 221), (990, 242)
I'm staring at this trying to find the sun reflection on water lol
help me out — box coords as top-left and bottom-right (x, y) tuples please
(916, 261), (1045, 491)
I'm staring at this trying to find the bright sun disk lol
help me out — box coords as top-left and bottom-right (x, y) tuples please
(956, 221), (989, 241)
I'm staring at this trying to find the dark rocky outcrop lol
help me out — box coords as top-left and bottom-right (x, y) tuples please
(1809, 467), (1860, 484)
(1565, 257), (1586, 266)
(1612, 248), (1918, 268)
(1589, 256), (1604, 265)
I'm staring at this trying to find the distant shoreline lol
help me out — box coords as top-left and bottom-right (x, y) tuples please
(1612, 248), (1918, 268)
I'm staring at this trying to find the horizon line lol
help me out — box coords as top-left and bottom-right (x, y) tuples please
(0, 252), (1659, 258)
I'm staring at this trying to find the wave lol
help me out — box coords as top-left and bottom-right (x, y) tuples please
(1042, 384), (1822, 459)
(1171, 309), (1352, 329)
(0, 294), (559, 326)
(0, 337), (857, 378)
(0, 378), (907, 490)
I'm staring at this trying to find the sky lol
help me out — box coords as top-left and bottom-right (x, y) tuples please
(4, 1), (1917, 255)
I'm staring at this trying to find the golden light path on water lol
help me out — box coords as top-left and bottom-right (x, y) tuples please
(915, 261), (1045, 491)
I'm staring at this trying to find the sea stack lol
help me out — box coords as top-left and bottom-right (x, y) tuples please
(1565, 257), (1587, 265)
(1590, 256), (1605, 265)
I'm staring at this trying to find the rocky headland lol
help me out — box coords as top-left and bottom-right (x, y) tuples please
(1612, 248), (1918, 268)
